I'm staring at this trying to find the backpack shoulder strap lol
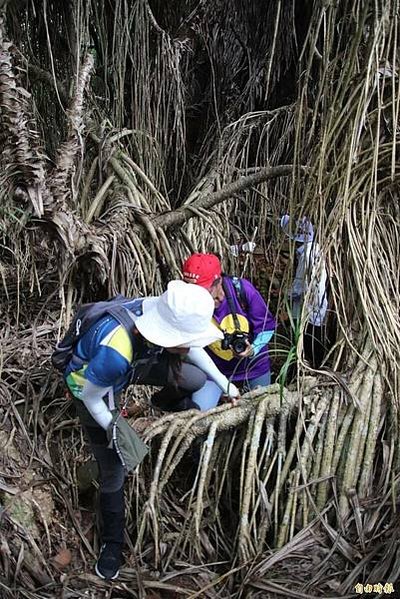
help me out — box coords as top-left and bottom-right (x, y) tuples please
(222, 277), (241, 331)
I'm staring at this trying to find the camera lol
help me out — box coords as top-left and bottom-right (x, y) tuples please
(221, 331), (250, 354)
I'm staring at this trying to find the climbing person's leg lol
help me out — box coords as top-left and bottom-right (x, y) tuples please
(191, 380), (222, 411)
(141, 351), (229, 412)
(148, 359), (207, 411)
(245, 371), (271, 391)
(86, 427), (125, 581)
(74, 400), (125, 580)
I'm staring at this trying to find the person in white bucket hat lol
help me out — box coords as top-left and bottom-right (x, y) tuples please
(61, 280), (224, 581)
(136, 280), (223, 348)
(280, 214), (328, 368)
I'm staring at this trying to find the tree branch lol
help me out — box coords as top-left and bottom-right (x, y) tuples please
(152, 164), (296, 230)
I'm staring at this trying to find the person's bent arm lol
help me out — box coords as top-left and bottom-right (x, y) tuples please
(82, 379), (113, 430)
(186, 347), (240, 397)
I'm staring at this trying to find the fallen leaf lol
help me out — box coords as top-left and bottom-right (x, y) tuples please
(53, 548), (72, 568)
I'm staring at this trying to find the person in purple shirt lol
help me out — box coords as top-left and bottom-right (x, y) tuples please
(182, 253), (276, 410)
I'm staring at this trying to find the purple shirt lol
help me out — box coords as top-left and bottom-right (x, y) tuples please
(206, 277), (276, 382)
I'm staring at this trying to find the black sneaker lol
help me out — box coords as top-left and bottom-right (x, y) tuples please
(95, 542), (122, 580)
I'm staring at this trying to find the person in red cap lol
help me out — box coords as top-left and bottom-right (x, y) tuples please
(182, 253), (223, 289)
(181, 253), (276, 410)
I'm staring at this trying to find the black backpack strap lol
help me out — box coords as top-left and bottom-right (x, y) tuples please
(129, 348), (163, 385)
(222, 277), (242, 331)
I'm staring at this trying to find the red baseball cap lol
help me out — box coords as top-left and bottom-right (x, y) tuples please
(182, 253), (222, 288)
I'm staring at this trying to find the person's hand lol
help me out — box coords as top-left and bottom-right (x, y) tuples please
(234, 340), (254, 358)
(220, 382), (240, 406)
(220, 393), (241, 406)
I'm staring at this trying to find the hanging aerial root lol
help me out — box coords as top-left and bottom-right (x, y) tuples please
(140, 383), (305, 497)
(308, 407), (328, 511)
(339, 356), (377, 516)
(194, 421), (218, 538)
(358, 372), (383, 496)
(30, 317), (398, 574)
(238, 396), (270, 561)
(316, 387), (341, 510)
(158, 410), (211, 492)
(135, 419), (182, 562)
(276, 392), (331, 548)
(134, 382), (313, 560)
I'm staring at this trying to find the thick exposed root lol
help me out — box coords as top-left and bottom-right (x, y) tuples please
(133, 348), (386, 565)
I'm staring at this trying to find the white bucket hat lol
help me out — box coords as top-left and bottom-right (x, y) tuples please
(135, 280), (223, 348)
(280, 214), (314, 243)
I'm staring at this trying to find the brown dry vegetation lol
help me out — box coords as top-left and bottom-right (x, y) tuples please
(1, 1), (400, 597)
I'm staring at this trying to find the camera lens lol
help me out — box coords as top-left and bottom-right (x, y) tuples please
(232, 338), (247, 354)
